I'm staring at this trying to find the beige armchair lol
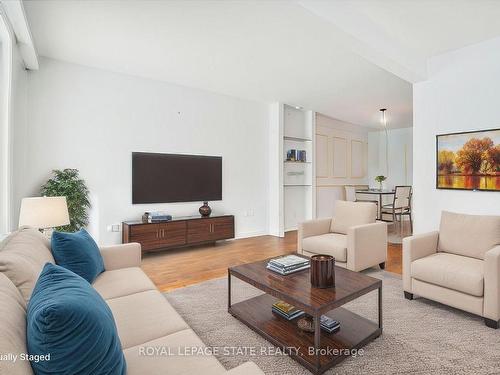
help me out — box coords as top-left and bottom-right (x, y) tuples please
(298, 200), (387, 272)
(403, 211), (500, 329)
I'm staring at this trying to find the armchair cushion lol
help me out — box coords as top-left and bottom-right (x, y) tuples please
(301, 233), (347, 262)
(438, 211), (500, 260)
(411, 253), (484, 297)
(330, 200), (377, 235)
(402, 231), (439, 292)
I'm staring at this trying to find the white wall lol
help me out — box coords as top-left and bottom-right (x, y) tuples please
(1, 13), (28, 233)
(17, 57), (270, 244)
(368, 127), (413, 190)
(0, 18), (10, 233)
(413, 36), (500, 233)
(10, 45), (28, 230)
(315, 114), (369, 218)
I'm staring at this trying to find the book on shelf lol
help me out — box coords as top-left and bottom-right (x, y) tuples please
(322, 323), (340, 334)
(285, 149), (307, 162)
(321, 316), (340, 333)
(272, 301), (305, 320)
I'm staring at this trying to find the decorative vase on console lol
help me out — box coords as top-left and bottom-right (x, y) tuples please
(199, 201), (212, 217)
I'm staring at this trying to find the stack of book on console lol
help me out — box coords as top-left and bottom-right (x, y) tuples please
(272, 301), (305, 320)
(145, 211), (172, 223)
(266, 255), (310, 275)
(321, 316), (340, 333)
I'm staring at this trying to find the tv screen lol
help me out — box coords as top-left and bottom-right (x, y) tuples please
(132, 152), (222, 204)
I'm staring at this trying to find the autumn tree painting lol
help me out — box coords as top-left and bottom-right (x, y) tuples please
(437, 129), (500, 191)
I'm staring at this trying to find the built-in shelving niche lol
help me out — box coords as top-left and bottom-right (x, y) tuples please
(269, 103), (316, 237)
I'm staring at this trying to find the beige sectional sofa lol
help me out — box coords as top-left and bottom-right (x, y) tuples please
(403, 211), (500, 329)
(0, 227), (263, 374)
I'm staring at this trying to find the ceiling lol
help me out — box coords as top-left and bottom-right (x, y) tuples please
(21, 1), (500, 129)
(300, 0), (500, 83)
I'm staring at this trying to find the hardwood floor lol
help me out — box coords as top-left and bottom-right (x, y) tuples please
(386, 242), (402, 274)
(141, 231), (402, 292)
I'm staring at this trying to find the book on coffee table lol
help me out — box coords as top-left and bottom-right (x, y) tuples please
(267, 255), (310, 275)
(266, 264), (310, 275)
(269, 255), (309, 268)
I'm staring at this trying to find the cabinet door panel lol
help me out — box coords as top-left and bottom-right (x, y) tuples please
(187, 220), (212, 244)
(129, 224), (160, 250)
(158, 221), (186, 247)
(211, 217), (234, 240)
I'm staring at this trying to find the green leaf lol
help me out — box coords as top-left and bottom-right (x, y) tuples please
(40, 169), (91, 232)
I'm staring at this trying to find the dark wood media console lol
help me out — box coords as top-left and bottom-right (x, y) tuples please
(122, 214), (235, 253)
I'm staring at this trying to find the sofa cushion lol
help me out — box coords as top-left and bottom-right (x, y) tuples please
(331, 200), (377, 235)
(411, 253), (484, 297)
(123, 329), (226, 375)
(0, 227), (54, 302)
(51, 229), (105, 283)
(302, 233), (347, 262)
(107, 290), (189, 349)
(93, 267), (156, 300)
(27, 263), (126, 375)
(0, 273), (34, 375)
(438, 211), (500, 260)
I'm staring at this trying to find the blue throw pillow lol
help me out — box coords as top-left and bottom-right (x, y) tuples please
(27, 263), (126, 375)
(51, 229), (105, 283)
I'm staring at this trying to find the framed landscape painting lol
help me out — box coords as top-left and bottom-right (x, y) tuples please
(436, 128), (500, 191)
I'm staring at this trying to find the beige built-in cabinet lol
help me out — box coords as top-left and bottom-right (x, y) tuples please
(315, 114), (369, 219)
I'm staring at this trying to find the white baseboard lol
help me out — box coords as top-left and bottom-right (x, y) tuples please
(234, 230), (269, 240)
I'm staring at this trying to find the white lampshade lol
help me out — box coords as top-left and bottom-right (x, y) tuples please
(18, 197), (70, 229)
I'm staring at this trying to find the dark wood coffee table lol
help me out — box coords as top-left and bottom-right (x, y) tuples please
(228, 256), (382, 374)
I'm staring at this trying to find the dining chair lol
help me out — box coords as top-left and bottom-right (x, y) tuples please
(344, 185), (378, 207)
(380, 185), (412, 233)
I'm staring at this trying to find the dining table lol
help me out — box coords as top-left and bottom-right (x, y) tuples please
(355, 188), (395, 220)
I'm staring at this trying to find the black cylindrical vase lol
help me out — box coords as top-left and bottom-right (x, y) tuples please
(310, 255), (335, 288)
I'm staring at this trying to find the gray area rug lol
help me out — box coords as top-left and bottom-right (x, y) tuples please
(165, 270), (500, 374)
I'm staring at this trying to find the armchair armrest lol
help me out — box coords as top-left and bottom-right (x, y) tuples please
(402, 231), (439, 292)
(484, 245), (500, 322)
(297, 218), (332, 254)
(347, 221), (387, 272)
(99, 242), (142, 271)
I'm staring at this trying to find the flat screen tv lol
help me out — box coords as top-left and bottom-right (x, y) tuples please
(436, 128), (500, 191)
(132, 152), (222, 204)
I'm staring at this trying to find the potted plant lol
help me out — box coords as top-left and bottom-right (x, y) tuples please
(375, 175), (387, 190)
(40, 169), (90, 232)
